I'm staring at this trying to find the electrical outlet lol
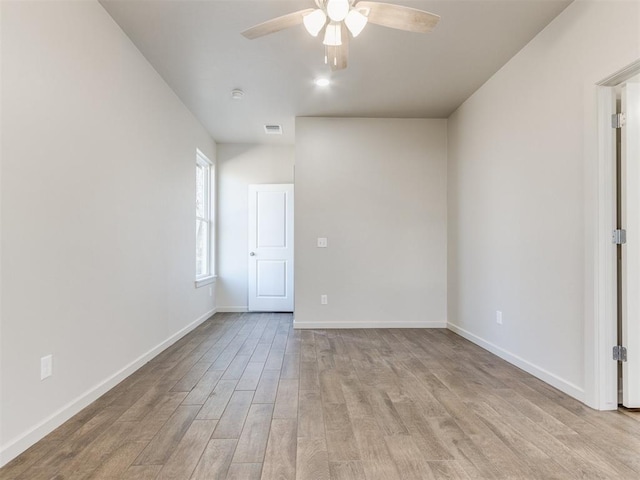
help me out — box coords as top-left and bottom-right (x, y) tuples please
(317, 237), (328, 248)
(321, 294), (328, 305)
(41, 355), (53, 380)
(496, 311), (503, 325)
(209, 286), (213, 297)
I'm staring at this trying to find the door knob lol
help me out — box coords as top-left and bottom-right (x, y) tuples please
(249, 252), (256, 256)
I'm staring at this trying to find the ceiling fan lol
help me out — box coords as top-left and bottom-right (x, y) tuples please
(241, 0), (440, 71)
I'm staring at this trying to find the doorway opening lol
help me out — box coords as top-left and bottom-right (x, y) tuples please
(596, 60), (640, 410)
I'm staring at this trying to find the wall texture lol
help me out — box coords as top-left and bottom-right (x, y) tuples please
(216, 144), (295, 311)
(0, 0), (216, 464)
(295, 118), (447, 328)
(447, 0), (640, 405)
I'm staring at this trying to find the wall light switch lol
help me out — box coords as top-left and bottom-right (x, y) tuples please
(321, 294), (328, 305)
(41, 355), (53, 380)
(317, 237), (328, 248)
(496, 311), (503, 325)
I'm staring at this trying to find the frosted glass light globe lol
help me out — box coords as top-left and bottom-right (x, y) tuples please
(326, 0), (349, 22)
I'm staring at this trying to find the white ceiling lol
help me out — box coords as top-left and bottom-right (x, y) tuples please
(100, 0), (572, 144)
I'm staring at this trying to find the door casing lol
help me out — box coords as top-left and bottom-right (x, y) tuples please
(247, 184), (294, 312)
(594, 59), (640, 410)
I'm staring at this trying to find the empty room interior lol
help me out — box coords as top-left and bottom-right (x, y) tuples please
(2, 0), (640, 478)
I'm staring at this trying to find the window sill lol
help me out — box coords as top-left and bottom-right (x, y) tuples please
(195, 276), (217, 288)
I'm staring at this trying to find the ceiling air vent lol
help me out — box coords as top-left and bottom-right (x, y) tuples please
(264, 124), (283, 135)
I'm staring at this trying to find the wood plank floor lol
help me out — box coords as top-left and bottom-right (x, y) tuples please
(2, 312), (640, 479)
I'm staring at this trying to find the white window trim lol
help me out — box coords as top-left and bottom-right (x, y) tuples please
(195, 275), (216, 288)
(195, 149), (216, 288)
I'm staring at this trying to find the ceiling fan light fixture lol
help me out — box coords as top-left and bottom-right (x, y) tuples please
(326, 0), (350, 22)
(323, 22), (342, 46)
(344, 9), (368, 37)
(303, 9), (327, 37)
(241, 1), (441, 72)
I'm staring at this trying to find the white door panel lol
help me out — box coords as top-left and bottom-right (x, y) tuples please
(257, 191), (287, 247)
(622, 83), (640, 408)
(257, 260), (287, 297)
(248, 184), (294, 312)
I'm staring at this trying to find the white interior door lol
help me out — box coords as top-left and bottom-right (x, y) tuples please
(622, 81), (640, 408)
(248, 184), (294, 312)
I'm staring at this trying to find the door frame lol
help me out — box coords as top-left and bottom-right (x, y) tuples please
(593, 59), (640, 410)
(247, 183), (295, 312)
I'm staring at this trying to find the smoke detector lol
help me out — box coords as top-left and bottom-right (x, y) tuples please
(231, 89), (244, 100)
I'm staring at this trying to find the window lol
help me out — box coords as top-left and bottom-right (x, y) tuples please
(195, 150), (215, 285)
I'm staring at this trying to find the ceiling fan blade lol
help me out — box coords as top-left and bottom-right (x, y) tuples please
(356, 1), (440, 33)
(241, 8), (315, 39)
(327, 25), (349, 71)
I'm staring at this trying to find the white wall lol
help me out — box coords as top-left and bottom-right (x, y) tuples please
(295, 118), (447, 328)
(447, 0), (640, 405)
(217, 144), (294, 311)
(0, 0), (216, 464)
(0, 0), (4, 467)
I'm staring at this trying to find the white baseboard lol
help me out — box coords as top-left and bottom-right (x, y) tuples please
(293, 320), (447, 329)
(0, 308), (217, 468)
(216, 306), (248, 313)
(447, 322), (585, 402)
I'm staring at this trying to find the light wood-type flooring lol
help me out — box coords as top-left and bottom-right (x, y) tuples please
(2, 312), (640, 479)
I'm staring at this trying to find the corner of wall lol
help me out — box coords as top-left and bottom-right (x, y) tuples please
(0, 308), (215, 467)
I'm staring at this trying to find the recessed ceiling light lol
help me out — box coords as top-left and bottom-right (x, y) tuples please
(314, 78), (330, 87)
